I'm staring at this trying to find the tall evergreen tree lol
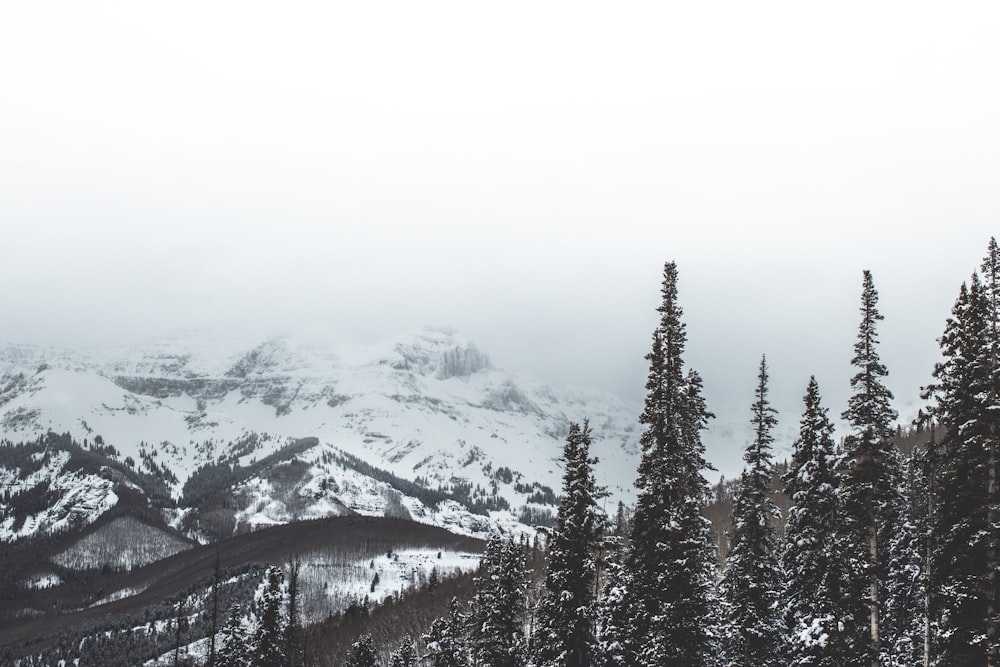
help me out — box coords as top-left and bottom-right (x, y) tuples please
(423, 598), (466, 667)
(533, 419), (607, 667)
(882, 452), (926, 667)
(927, 268), (997, 664)
(389, 634), (418, 667)
(838, 270), (902, 667)
(911, 412), (940, 667)
(253, 565), (286, 667)
(345, 634), (378, 667)
(469, 535), (526, 667)
(620, 261), (718, 666)
(217, 604), (248, 667)
(720, 355), (782, 667)
(781, 377), (850, 666)
(980, 237), (1000, 667)
(596, 542), (636, 667)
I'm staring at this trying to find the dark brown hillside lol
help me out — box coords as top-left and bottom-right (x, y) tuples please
(0, 516), (484, 657)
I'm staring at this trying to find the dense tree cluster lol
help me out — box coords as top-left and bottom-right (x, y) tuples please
(398, 243), (1000, 666)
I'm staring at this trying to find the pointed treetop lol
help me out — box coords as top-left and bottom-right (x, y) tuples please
(747, 354), (778, 468)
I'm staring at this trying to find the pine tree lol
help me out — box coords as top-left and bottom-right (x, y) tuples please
(720, 355), (783, 667)
(533, 419), (607, 667)
(285, 558), (303, 667)
(911, 412), (940, 667)
(620, 261), (719, 666)
(252, 565), (286, 667)
(345, 633), (378, 667)
(882, 452), (926, 666)
(980, 237), (1000, 667)
(781, 377), (850, 666)
(596, 542), (636, 667)
(389, 634), (418, 667)
(927, 270), (997, 664)
(838, 270), (902, 667)
(469, 535), (526, 667)
(423, 598), (466, 667)
(217, 603), (248, 667)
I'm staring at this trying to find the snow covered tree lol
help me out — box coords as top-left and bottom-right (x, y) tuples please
(533, 419), (607, 667)
(720, 355), (783, 667)
(781, 377), (850, 666)
(926, 259), (1000, 665)
(980, 237), (1000, 667)
(910, 412), (940, 666)
(252, 565), (286, 667)
(882, 452), (926, 666)
(837, 270), (902, 666)
(469, 535), (526, 667)
(620, 261), (719, 667)
(345, 633), (378, 667)
(217, 604), (248, 667)
(389, 634), (418, 667)
(423, 598), (467, 667)
(596, 543), (636, 667)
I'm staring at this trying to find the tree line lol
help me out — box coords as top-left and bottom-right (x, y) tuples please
(342, 239), (1000, 666)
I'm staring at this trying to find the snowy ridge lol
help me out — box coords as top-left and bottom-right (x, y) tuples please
(0, 329), (641, 533)
(0, 449), (118, 541)
(223, 446), (527, 539)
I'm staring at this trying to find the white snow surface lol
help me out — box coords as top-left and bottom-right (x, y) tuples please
(0, 329), (641, 524)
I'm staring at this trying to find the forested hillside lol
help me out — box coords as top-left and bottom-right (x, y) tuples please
(4, 239), (1000, 666)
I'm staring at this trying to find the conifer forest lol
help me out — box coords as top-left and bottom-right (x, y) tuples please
(4, 239), (1000, 667)
(410, 238), (998, 667)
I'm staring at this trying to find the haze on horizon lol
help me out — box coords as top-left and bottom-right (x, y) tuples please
(2, 1), (999, 477)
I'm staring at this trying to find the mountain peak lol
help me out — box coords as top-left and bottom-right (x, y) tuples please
(385, 327), (491, 378)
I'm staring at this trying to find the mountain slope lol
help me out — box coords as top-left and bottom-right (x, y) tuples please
(0, 328), (641, 529)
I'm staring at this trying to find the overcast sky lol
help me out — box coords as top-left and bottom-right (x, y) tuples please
(2, 2), (998, 476)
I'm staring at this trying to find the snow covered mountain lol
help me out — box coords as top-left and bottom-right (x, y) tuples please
(0, 328), (640, 538)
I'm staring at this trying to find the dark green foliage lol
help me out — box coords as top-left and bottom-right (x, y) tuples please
(423, 598), (467, 667)
(345, 633), (378, 667)
(469, 535), (526, 667)
(882, 453), (925, 666)
(217, 603), (248, 667)
(596, 541), (636, 667)
(924, 239), (1000, 665)
(620, 262), (719, 666)
(781, 377), (851, 665)
(389, 634), (418, 667)
(837, 270), (902, 665)
(533, 420), (607, 667)
(720, 356), (782, 666)
(252, 565), (286, 667)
